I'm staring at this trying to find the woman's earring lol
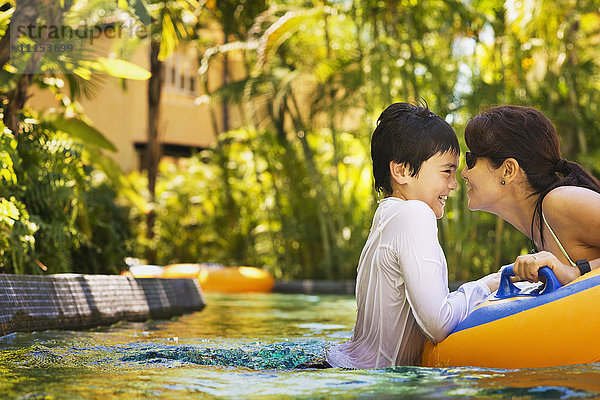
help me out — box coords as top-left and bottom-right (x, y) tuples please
(501, 180), (505, 185)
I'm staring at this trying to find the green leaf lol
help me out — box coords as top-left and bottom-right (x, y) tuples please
(0, 6), (14, 25)
(210, 78), (251, 104)
(85, 146), (150, 214)
(0, 198), (19, 227)
(43, 116), (117, 152)
(97, 57), (151, 80)
(159, 13), (178, 60)
(257, 8), (324, 68)
(127, 0), (151, 25)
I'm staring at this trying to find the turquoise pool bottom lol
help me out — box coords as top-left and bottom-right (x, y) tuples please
(1, 293), (600, 399)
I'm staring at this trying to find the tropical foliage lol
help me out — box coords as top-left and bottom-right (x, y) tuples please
(1, 0), (599, 281)
(0, 112), (134, 274)
(0, 0), (146, 274)
(155, 0), (598, 280)
(129, 127), (373, 280)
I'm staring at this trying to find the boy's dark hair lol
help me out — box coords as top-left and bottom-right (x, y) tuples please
(371, 102), (459, 196)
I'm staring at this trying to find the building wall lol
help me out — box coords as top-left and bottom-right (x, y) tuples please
(26, 31), (245, 172)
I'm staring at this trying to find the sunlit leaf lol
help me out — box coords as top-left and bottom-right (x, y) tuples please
(257, 8), (325, 68)
(0, 6), (14, 25)
(97, 57), (151, 80)
(86, 147), (150, 213)
(42, 115), (117, 152)
(73, 67), (93, 80)
(159, 13), (178, 61)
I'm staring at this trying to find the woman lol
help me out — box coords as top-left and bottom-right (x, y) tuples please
(461, 105), (600, 285)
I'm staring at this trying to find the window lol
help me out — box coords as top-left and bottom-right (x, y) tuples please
(189, 77), (196, 94)
(163, 52), (197, 96)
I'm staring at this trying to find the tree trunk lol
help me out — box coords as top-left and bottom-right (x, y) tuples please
(145, 39), (164, 263)
(286, 91), (336, 279)
(403, 10), (420, 101)
(4, 73), (32, 133)
(222, 34), (230, 132)
(565, 21), (586, 154)
(493, 216), (505, 269)
(323, 7), (343, 277)
(0, 0), (40, 69)
(201, 51), (238, 250)
(2, 0), (61, 133)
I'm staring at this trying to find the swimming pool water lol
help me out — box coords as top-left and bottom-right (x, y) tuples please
(1, 293), (599, 399)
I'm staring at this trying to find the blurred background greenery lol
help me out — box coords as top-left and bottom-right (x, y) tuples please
(1, 0), (599, 281)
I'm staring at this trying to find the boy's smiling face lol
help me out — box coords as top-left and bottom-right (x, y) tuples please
(391, 151), (459, 218)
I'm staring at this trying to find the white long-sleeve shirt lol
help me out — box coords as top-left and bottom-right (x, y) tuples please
(326, 197), (490, 369)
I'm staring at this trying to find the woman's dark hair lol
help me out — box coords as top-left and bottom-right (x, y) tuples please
(371, 102), (459, 196)
(465, 105), (600, 248)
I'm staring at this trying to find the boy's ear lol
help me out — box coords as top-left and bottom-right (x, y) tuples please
(501, 158), (520, 184)
(390, 161), (411, 185)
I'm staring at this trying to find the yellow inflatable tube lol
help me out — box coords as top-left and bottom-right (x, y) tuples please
(197, 266), (275, 293)
(163, 263), (275, 293)
(422, 266), (600, 369)
(162, 263), (202, 279)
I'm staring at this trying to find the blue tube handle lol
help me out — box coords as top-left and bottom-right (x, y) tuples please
(496, 265), (520, 298)
(496, 264), (562, 299)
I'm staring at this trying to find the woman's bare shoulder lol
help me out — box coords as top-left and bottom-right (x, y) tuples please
(544, 186), (600, 205)
(543, 186), (600, 226)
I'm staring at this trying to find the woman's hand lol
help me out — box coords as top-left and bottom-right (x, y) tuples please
(513, 251), (579, 285)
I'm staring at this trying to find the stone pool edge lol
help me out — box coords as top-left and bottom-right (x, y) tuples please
(0, 274), (206, 337)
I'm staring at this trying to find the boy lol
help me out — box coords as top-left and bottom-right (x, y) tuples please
(326, 103), (500, 368)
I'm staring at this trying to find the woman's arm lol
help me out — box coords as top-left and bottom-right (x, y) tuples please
(514, 187), (600, 284)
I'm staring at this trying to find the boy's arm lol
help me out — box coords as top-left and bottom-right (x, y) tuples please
(393, 202), (491, 344)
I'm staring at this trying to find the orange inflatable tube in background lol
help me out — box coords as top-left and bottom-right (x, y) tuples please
(163, 263), (275, 293)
